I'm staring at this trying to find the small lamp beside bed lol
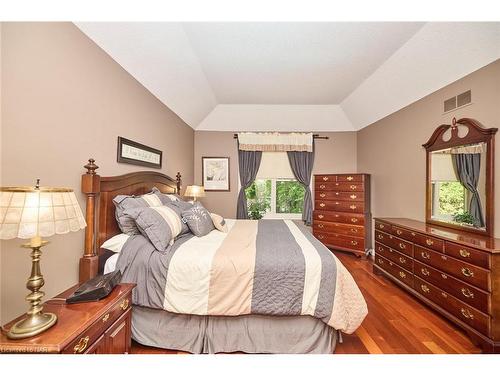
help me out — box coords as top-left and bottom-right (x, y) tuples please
(184, 185), (206, 202)
(0, 180), (86, 339)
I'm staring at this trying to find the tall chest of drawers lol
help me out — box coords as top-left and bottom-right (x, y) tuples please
(313, 174), (371, 256)
(374, 217), (500, 353)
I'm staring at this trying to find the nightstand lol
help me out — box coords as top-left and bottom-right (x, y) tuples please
(0, 283), (135, 354)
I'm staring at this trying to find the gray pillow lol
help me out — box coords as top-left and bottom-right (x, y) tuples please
(151, 187), (183, 203)
(182, 202), (215, 237)
(113, 192), (163, 234)
(125, 205), (184, 251)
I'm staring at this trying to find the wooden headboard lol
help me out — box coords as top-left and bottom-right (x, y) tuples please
(79, 158), (181, 282)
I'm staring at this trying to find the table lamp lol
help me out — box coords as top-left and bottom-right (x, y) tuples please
(184, 185), (206, 202)
(0, 180), (86, 339)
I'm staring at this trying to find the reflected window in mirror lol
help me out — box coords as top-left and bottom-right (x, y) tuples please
(430, 142), (487, 231)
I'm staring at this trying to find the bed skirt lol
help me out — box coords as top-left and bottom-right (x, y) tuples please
(132, 306), (338, 354)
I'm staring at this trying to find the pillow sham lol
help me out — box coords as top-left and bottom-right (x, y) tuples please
(101, 233), (130, 253)
(210, 213), (228, 233)
(113, 192), (163, 234)
(151, 186), (183, 203)
(126, 205), (184, 251)
(182, 202), (215, 237)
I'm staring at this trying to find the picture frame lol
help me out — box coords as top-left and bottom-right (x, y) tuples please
(117, 136), (162, 169)
(202, 157), (230, 191)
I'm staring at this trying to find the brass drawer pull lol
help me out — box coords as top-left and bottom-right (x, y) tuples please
(441, 273), (448, 279)
(319, 203), (326, 207)
(74, 336), (90, 354)
(411, 232), (416, 237)
(399, 271), (406, 279)
(318, 224), (324, 229)
(426, 239), (434, 246)
(350, 194), (357, 199)
(335, 214), (339, 218)
(421, 251), (430, 259)
(120, 298), (129, 310)
(461, 308), (474, 320)
(318, 234), (324, 239)
(377, 234), (383, 240)
(351, 240), (358, 246)
(378, 246), (384, 252)
(459, 249), (471, 258)
(350, 228), (358, 233)
(378, 258), (384, 265)
(351, 218), (358, 223)
(379, 224), (385, 229)
(461, 268), (474, 278)
(399, 243), (406, 250)
(396, 230), (403, 236)
(461, 288), (474, 299)
(349, 185), (357, 190)
(399, 257), (406, 264)
(102, 313), (110, 322)
(335, 183), (339, 186)
(319, 184), (325, 189)
(346, 176), (354, 181)
(349, 205), (357, 210)
(319, 193), (326, 198)
(441, 292), (448, 298)
(421, 268), (429, 276)
(335, 192), (340, 196)
(318, 214), (324, 219)
(421, 284), (430, 293)
(322, 176), (329, 181)
(335, 202), (340, 205)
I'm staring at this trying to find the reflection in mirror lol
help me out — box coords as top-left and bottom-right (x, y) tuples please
(430, 142), (487, 230)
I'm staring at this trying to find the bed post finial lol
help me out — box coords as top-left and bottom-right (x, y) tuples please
(176, 172), (182, 194)
(80, 158), (101, 282)
(84, 158), (99, 175)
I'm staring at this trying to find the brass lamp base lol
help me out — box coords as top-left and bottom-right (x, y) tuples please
(7, 312), (57, 339)
(7, 237), (58, 340)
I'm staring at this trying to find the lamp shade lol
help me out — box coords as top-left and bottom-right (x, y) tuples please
(184, 185), (206, 198)
(0, 186), (86, 240)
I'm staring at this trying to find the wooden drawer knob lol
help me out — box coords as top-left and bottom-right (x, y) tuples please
(74, 336), (90, 354)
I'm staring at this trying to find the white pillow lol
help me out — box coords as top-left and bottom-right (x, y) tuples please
(101, 233), (130, 253)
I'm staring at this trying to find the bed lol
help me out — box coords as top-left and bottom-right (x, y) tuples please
(78, 158), (367, 353)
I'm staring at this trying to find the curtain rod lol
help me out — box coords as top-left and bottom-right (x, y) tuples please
(233, 134), (329, 140)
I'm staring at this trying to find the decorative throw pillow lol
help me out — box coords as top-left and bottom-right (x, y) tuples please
(101, 233), (130, 253)
(210, 213), (228, 233)
(182, 202), (215, 237)
(113, 192), (163, 234)
(125, 205), (184, 251)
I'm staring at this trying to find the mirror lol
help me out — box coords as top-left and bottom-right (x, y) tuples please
(430, 142), (487, 230)
(424, 118), (497, 236)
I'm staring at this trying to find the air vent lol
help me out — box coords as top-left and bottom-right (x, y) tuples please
(444, 97), (457, 112)
(457, 90), (472, 107)
(444, 90), (472, 113)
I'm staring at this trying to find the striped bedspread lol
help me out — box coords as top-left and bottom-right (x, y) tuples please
(116, 219), (367, 334)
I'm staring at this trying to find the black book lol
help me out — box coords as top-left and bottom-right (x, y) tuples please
(66, 270), (122, 304)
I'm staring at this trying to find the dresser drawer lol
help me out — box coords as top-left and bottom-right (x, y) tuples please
(314, 211), (365, 225)
(375, 255), (414, 288)
(414, 277), (489, 336)
(375, 242), (413, 272)
(314, 221), (364, 237)
(375, 230), (392, 248)
(316, 191), (364, 201)
(315, 182), (364, 192)
(391, 225), (418, 242)
(444, 242), (491, 269)
(374, 221), (391, 233)
(412, 232), (444, 252)
(314, 231), (364, 251)
(315, 200), (364, 213)
(415, 246), (490, 291)
(388, 236), (414, 257)
(336, 175), (364, 182)
(62, 292), (131, 354)
(414, 260), (490, 312)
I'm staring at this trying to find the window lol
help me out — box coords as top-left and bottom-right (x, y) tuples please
(431, 181), (467, 221)
(244, 152), (305, 219)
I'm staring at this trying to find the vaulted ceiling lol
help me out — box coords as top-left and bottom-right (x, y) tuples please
(76, 22), (500, 132)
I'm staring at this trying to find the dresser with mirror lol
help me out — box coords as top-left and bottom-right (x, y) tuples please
(374, 118), (500, 353)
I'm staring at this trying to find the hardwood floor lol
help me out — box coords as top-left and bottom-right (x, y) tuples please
(130, 251), (481, 354)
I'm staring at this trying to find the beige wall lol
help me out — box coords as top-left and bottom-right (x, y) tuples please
(357, 59), (500, 235)
(0, 23), (194, 323)
(194, 131), (357, 218)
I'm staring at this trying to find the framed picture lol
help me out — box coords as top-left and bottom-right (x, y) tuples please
(117, 136), (162, 169)
(202, 157), (230, 191)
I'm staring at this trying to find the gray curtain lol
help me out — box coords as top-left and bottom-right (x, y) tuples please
(287, 143), (315, 225)
(452, 153), (485, 227)
(237, 148), (262, 219)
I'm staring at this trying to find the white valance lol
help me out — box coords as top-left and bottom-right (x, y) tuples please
(238, 132), (313, 152)
(435, 143), (487, 155)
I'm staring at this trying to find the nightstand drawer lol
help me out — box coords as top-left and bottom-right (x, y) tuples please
(62, 292), (131, 354)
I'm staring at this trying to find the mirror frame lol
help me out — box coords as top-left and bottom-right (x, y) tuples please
(423, 118), (497, 237)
